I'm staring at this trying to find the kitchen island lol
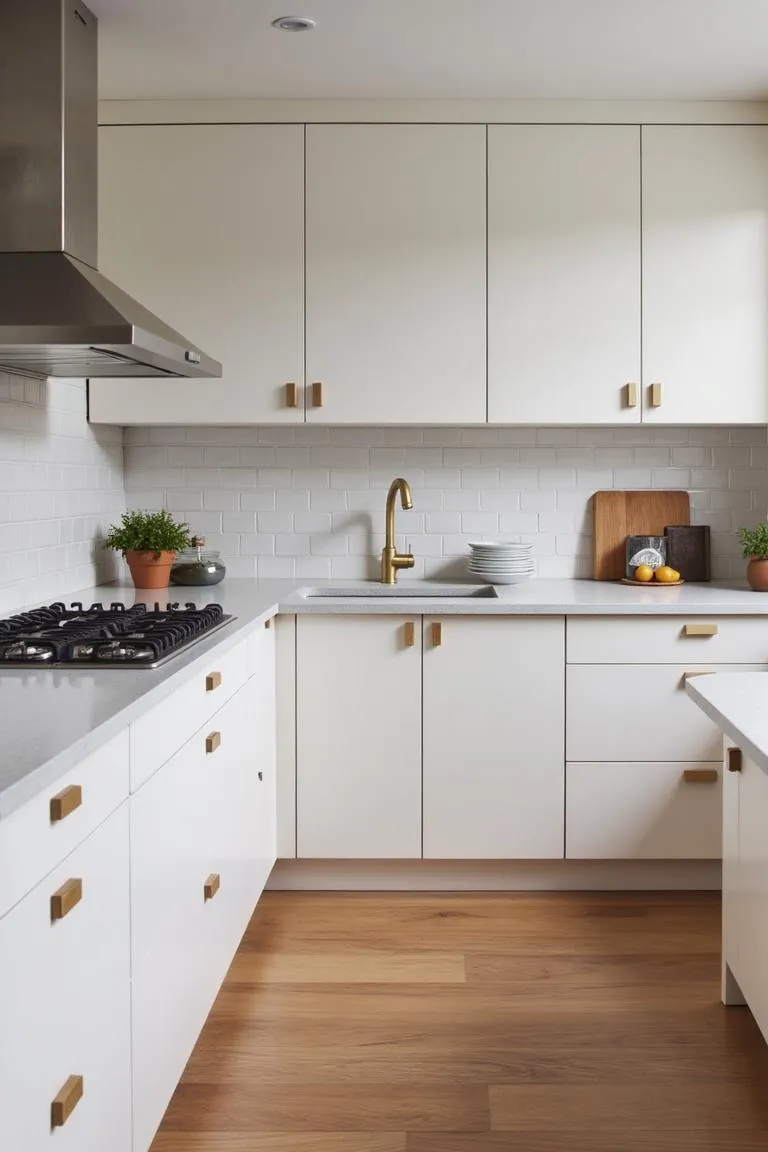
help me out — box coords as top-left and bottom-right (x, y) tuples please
(687, 673), (768, 1047)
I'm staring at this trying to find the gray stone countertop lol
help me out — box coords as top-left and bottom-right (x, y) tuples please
(2, 576), (768, 822)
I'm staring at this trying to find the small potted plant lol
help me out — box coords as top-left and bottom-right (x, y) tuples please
(105, 509), (191, 590)
(738, 523), (768, 592)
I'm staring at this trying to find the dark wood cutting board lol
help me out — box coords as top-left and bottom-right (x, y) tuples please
(593, 490), (691, 580)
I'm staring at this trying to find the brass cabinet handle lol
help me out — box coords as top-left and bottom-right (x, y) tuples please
(404, 621), (415, 648)
(51, 1075), (84, 1128)
(50, 784), (82, 824)
(431, 622), (443, 648)
(204, 873), (221, 901)
(625, 382), (638, 409)
(205, 671), (222, 692)
(265, 618), (272, 630)
(683, 623), (718, 637)
(257, 770), (263, 782)
(650, 382), (662, 408)
(51, 878), (83, 922)
(683, 768), (719, 784)
(728, 747), (743, 774)
(205, 731), (221, 755)
(285, 382), (298, 408)
(311, 381), (324, 408)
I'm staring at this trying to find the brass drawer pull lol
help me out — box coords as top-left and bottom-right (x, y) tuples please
(50, 784), (82, 824)
(50, 878), (83, 923)
(285, 381), (298, 408)
(204, 873), (221, 901)
(683, 768), (718, 784)
(683, 623), (718, 637)
(51, 1074), (83, 1128)
(431, 622), (443, 648)
(311, 381), (324, 408)
(265, 618), (272, 630)
(205, 731), (221, 755)
(205, 671), (222, 692)
(404, 621), (415, 648)
(728, 747), (743, 774)
(650, 382), (662, 408)
(625, 382), (638, 409)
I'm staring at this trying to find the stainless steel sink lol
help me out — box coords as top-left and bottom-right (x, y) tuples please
(299, 583), (498, 599)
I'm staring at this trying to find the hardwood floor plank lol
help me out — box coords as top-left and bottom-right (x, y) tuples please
(160, 1084), (489, 1133)
(228, 949), (466, 983)
(408, 1134), (768, 1152)
(182, 1036), (768, 1086)
(150, 893), (768, 1152)
(152, 1135), (407, 1152)
(489, 1083), (768, 1130)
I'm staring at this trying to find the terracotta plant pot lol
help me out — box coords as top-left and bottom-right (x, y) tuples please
(747, 557), (768, 592)
(125, 550), (176, 590)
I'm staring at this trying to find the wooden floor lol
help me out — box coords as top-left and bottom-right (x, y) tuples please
(151, 892), (768, 1152)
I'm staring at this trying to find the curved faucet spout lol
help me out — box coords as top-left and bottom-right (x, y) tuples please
(381, 478), (415, 584)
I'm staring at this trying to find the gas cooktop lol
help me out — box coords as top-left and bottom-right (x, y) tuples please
(0, 601), (233, 669)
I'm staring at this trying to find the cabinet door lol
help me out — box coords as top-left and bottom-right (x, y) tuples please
(0, 806), (131, 1152)
(643, 126), (768, 424)
(423, 617), (565, 859)
(296, 615), (422, 857)
(306, 125), (486, 424)
(91, 124), (304, 424)
(488, 126), (641, 424)
(731, 753), (768, 1043)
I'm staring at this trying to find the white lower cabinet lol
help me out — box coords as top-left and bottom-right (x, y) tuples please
(0, 804), (131, 1152)
(723, 747), (768, 1042)
(296, 615), (422, 857)
(566, 762), (722, 859)
(131, 664), (276, 1152)
(422, 616), (565, 858)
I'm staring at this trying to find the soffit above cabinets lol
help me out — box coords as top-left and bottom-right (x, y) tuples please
(91, 0), (768, 103)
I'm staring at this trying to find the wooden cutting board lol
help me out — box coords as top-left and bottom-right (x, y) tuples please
(593, 490), (691, 580)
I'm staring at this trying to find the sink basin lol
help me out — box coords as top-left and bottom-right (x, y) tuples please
(299, 583), (499, 599)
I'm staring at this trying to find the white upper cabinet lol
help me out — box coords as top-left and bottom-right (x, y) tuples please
(642, 126), (768, 424)
(305, 125), (487, 424)
(488, 125), (641, 424)
(90, 124), (304, 425)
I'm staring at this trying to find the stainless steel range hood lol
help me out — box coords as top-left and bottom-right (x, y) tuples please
(0, 0), (222, 380)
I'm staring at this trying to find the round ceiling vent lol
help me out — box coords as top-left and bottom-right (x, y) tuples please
(271, 15), (316, 31)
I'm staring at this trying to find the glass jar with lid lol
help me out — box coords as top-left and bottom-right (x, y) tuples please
(170, 536), (226, 586)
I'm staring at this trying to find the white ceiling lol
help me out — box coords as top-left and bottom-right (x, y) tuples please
(92, 0), (768, 102)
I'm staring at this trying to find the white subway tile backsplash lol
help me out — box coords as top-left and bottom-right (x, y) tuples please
(114, 423), (768, 583)
(0, 376), (124, 610)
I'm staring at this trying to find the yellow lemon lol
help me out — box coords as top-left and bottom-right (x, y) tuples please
(634, 565), (654, 582)
(654, 565), (681, 584)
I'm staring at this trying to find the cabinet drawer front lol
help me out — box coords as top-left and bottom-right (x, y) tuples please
(0, 806), (131, 1152)
(0, 729), (129, 919)
(567, 616), (768, 664)
(566, 664), (766, 763)
(566, 762), (722, 859)
(131, 637), (249, 790)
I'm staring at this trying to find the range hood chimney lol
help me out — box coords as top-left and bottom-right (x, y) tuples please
(0, 0), (222, 380)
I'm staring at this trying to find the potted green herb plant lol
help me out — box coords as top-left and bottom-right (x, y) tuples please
(738, 523), (768, 592)
(105, 509), (191, 590)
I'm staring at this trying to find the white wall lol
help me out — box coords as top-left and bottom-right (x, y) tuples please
(0, 374), (125, 612)
(124, 424), (768, 582)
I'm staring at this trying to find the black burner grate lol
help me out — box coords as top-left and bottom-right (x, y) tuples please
(0, 602), (229, 667)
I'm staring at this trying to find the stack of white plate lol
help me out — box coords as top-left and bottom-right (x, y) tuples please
(467, 541), (535, 585)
